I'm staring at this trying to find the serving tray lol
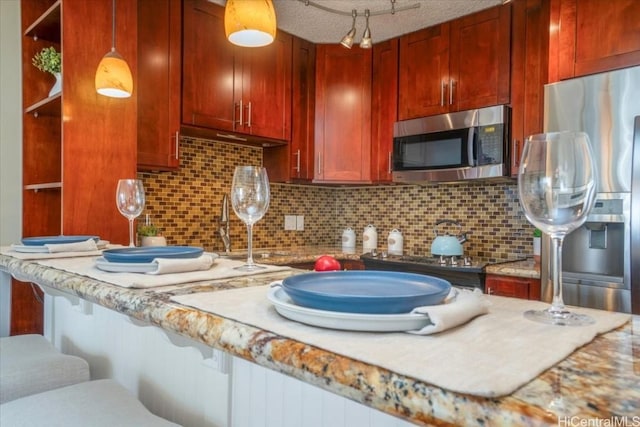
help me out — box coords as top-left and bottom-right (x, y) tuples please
(280, 270), (451, 314)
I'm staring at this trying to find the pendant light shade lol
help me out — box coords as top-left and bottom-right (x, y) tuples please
(224, 0), (277, 47)
(95, 49), (133, 98)
(95, 0), (133, 98)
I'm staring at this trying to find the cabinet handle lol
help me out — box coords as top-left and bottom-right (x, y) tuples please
(317, 153), (322, 176)
(235, 100), (243, 129)
(294, 149), (301, 174)
(174, 131), (179, 160)
(449, 79), (455, 105)
(440, 80), (445, 107)
(246, 101), (252, 127)
(514, 139), (520, 167)
(388, 151), (392, 174)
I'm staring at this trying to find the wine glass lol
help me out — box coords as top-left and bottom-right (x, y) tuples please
(116, 179), (146, 247)
(518, 131), (597, 326)
(230, 166), (270, 271)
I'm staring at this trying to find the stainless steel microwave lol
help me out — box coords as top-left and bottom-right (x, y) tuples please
(392, 105), (511, 183)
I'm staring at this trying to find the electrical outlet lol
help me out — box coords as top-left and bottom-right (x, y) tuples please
(296, 215), (304, 231)
(284, 215), (297, 231)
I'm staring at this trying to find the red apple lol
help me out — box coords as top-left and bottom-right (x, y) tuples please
(314, 255), (341, 272)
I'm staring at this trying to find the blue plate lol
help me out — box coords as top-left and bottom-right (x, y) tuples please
(281, 271), (451, 314)
(102, 246), (204, 263)
(22, 235), (100, 246)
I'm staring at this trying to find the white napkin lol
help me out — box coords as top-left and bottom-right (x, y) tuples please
(148, 254), (216, 275)
(44, 238), (99, 253)
(407, 288), (490, 335)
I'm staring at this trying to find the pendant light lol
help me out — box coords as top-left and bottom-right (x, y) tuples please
(224, 0), (277, 48)
(359, 9), (372, 49)
(95, 0), (133, 98)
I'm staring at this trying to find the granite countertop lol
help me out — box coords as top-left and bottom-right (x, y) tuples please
(485, 258), (541, 279)
(1, 249), (638, 426)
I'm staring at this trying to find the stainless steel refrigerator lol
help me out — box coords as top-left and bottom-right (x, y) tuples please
(542, 65), (640, 314)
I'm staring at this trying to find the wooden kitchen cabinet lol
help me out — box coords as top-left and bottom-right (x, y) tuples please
(371, 38), (399, 183)
(19, 0), (137, 333)
(485, 274), (541, 300)
(509, 0), (550, 177)
(137, 0), (181, 171)
(264, 36), (315, 182)
(314, 45), (372, 183)
(182, 0), (292, 142)
(549, 0), (640, 82)
(398, 4), (511, 120)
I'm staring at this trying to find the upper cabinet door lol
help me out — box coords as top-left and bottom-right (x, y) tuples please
(314, 45), (372, 183)
(371, 38), (399, 183)
(182, 0), (236, 131)
(551, 0), (640, 80)
(137, 0), (181, 171)
(398, 24), (450, 120)
(449, 4), (511, 112)
(239, 32), (292, 141)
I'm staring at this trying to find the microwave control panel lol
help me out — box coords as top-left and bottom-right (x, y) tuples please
(477, 124), (504, 165)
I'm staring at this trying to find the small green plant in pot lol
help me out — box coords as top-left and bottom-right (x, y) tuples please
(33, 47), (62, 96)
(138, 223), (166, 247)
(32, 47), (61, 75)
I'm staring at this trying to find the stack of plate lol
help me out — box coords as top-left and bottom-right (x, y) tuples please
(268, 271), (452, 332)
(95, 246), (204, 273)
(12, 235), (100, 253)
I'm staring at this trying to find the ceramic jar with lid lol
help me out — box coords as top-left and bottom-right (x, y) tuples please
(342, 227), (356, 253)
(387, 229), (403, 255)
(363, 224), (377, 254)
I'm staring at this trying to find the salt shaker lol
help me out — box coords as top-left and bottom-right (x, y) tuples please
(387, 229), (404, 255)
(363, 224), (377, 254)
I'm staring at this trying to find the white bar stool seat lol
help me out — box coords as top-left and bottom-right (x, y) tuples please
(0, 379), (181, 426)
(0, 334), (90, 403)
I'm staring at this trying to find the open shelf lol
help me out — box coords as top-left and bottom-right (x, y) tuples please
(25, 92), (61, 117)
(24, 0), (61, 43)
(24, 182), (62, 191)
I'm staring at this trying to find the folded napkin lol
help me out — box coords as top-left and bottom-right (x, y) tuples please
(148, 254), (215, 275)
(407, 288), (490, 335)
(45, 238), (99, 253)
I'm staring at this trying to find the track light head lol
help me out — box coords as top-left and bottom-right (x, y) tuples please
(340, 9), (357, 49)
(359, 9), (372, 49)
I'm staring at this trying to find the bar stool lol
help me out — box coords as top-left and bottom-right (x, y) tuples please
(0, 334), (90, 403)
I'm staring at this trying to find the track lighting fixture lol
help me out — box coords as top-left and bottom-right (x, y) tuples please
(359, 10), (372, 49)
(340, 10), (357, 49)
(300, 0), (419, 49)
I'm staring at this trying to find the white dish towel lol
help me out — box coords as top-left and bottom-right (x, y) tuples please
(408, 288), (490, 335)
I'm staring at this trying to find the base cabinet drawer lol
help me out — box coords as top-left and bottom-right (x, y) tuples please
(485, 274), (541, 300)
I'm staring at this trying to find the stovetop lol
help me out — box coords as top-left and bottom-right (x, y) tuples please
(360, 252), (492, 273)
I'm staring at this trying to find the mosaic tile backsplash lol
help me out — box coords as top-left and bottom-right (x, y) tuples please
(140, 137), (535, 262)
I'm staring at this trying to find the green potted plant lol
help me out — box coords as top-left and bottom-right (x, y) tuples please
(32, 46), (62, 96)
(138, 223), (167, 247)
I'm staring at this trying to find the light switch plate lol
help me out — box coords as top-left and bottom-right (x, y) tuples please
(296, 215), (304, 231)
(284, 215), (297, 231)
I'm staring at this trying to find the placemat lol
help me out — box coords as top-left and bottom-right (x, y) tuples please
(36, 256), (290, 288)
(171, 285), (630, 397)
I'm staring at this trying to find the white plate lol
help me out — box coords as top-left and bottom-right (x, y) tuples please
(94, 257), (157, 273)
(267, 286), (432, 332)
(11, 240), (109, 253)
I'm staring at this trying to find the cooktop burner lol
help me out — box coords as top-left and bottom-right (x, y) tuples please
(360, 253), (496, 290)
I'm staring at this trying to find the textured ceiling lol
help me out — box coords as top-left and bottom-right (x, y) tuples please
(211, 0), (504, 44)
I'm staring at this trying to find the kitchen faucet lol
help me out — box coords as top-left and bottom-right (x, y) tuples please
(219, 194), (231, 253)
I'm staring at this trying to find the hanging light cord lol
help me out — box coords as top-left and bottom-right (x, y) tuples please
(111, 0), (116, 51)
(300, 0), (419, 18)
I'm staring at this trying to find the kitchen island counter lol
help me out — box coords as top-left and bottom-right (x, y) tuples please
(1, 252), (638, 426)
(485, 258), (540, 279)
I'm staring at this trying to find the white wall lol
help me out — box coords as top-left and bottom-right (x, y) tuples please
(0, 0), (23, 336)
